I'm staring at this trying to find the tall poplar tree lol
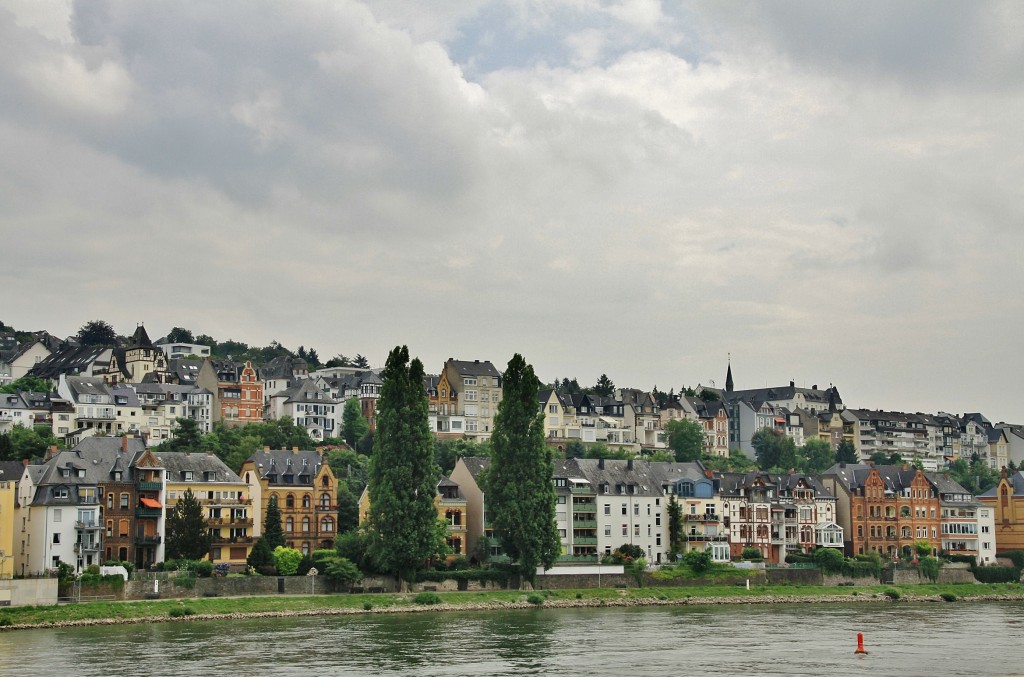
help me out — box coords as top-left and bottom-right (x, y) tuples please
(367, 345), (442, 584)
(487, 354), (560, 587)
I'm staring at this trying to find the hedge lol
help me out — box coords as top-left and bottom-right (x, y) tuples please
(972, 566), (1021, 584)
(415, 569), (511, 585)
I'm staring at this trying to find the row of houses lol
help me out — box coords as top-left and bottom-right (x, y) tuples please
(0, 437), (343, 578)
(5, 327), (1022, 472)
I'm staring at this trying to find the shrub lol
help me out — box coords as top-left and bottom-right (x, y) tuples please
(575, 593), (582, 600)
(917, 556), (941, 584)
(0, 617), (11, 627)
(414, 591), (442, 605)
(363, 602), (373, 611)
(813, 548), (844, 574)
(940, 593), (957, 602)
(168, 607), (196, 617)
(259, 565), (278, 576)
(448, 556), (470, 571)
(973, 566), (1021, 584)
(998, 551), (1024, 569)
(882, 588), (901, 600)
(273, 546), (303, 576)
(684, 550), (713, 574)
(85, 564), (100, 576)
(194, 561), (214, 578)
(741, 547), (763, 561)
(527, 593), (544, 606)
(630, 557), (648, 587)
(214, 563), (231, 577)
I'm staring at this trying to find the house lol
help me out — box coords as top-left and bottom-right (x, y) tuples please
(931, 472), (994, 564)
(103, 325), (170, 385)
(240, 448), (337, 556)
(196, 359), (263, 426)
(822, 463), (943, 559)
(686, 397), (730, 458)
(156, 451), (253, 568)
(442, 359), (502, 441)
(259, 356), (309, 406)
(69, 436), (166, 568)
(0, 461), (21, 578)
(266, 379), (340, 441)
(30, 343), (112, 383)
(652, 461), (731, 562)
(153, 339), (211, 361)
(336, 370), (384, 432)
(449, 457), (491, 559)
(0, 339), (51, 387)
(718, 470), (840, 563)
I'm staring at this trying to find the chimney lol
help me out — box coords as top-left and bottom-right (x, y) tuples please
(23, 458), (29, 466)
(47, 445), (58, 460)
(627, 459), (634, 471)
(121, 436), (128, 453)
(292, 446), (299, 453)
(207, 450), (213, 456)
(263, 446), (270, 451)
(812, 385), (818, 390)
(790, 380), (795, 388)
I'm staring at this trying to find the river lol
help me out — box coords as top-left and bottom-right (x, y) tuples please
(0, 601), (1021, 676)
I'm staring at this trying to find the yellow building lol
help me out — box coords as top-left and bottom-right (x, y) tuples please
(980, 470), (1024, 553)
(240, 448), (338, 556)
(358, 475), (469, 557)
(0, 462), (19, 579)
(155, 451), (254, 568)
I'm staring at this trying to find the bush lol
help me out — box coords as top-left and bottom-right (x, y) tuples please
(414, 591), (442, 605)
(448, 556), (470, 571)
(973, 566), (1021, 584)
(883, 588), (901, 600)
(415, 568), (511, 585)
(998, 551), (1024, 569)
(917, 556), (941, 584)
(575, 593), (582, 599)
(273, 546), (303, 576)
(194, 561), (214, 578)
(527, 593), (544, 606)
(741, 547), (763, 561)
(363, 602), (373, 611)
(684, 550), (713, 574)
(940, 593), (957, 602)
(168, 607), (196, 617)
(214, 563), (231, 577)
(0, 617), (11, 627)
(813, 548), (844, 574)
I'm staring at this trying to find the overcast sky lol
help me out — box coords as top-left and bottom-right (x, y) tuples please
(1, 1), (1022, 422)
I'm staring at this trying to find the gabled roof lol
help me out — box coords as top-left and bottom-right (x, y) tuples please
(244, 449), (328, 485)
(456, 456), (490, 480)
(30, 344), (111, 379)
(0, 461), (26, 483)
(155, 451), (243, 483)
(445, 358), (501, 380)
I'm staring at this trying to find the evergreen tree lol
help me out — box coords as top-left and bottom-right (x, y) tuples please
(341, 397), (369, 448)
(165, 489), (211, 560)
(667, 496), (684, 557)
(247, 537), (274, 572)
(835, 439), (859, 464)
(487, 354), (561, 587)
(593, 373), (615, 397)
(264, 495), (285, 549)
(366, 345), (441, 583)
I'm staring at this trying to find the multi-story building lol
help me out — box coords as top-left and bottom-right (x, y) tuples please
(449, 457), (492, 559)
(157, 451), (254, 568)
(687, 397), (729, 457)
(0, 339), (51, 387)
(197, 359), (263, 426)
(979, 470), (1024, 555)
(719, 471), (841, 563)
(653, 462), (730, 562)
(103, 325), (170, 385)
(844, 409), (942, 469)
(442, 359), (502, 441)
(822, 463), (943, 559)
(240, 448), (338, 556)
(426, 373), (464, 438)
(266, 379), (340, 441)
(930, 473), (993, 564)
(0, 461), (20, 578)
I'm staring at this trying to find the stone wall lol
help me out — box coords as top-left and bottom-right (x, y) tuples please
(124, 574), (401, 600)
(766, 568), (824, 586)
(887, 564), (977, 585)
(821, 574), (880, 586)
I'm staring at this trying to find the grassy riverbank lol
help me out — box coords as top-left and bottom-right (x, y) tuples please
(2, 582), (1022, 630)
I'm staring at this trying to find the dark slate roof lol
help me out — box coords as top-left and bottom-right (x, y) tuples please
(154, 451), (242, 483)
(724, 383), (841, 407)
(127, 325), (154, 350)
(980, 472), (1024, 498)
(0, 461), (26, 483)
(446, 359), (501, 380)
(66, 376), (112, 400)
(259, 356), (309, 380)
(458, 456), (490, 479)
(168, 358), (202, 385)
(282, 379), (338, 405)
(73, 436), (148, 457)
(30, 344), (111, 379)
(245, 449), (327, 485)
(716, 471), (834, 499)
(574, 459), (663, 497)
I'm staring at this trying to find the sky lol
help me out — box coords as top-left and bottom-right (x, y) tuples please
(1, 1), (1022, 422)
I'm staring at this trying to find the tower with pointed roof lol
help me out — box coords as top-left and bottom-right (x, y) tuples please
(725, 355), (734, 393)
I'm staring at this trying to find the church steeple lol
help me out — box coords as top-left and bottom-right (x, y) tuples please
(725, 354), (734, 393)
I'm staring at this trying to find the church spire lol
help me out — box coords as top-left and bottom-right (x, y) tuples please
(725, 354), (734, 393)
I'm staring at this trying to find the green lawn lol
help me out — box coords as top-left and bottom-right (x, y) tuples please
(1, 582), (1021, 628)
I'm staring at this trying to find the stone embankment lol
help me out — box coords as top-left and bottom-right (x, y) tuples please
(4, 591), (1024, 632)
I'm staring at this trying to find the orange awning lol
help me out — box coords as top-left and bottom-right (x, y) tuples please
(140, 497), (163, 509)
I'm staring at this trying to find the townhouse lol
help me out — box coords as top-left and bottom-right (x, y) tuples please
(718, 471), (841, 563)
(197, 359), (264, 426)
(266, 379), (341, 441)
(0, 339), (51, 387)
(240, 447), (338, 556)
(687, 396), (730, 457)
(426, 373), (464, 437)
(442, 358), (502, 441)
(979, 470), (1024, 554)
(156, 451), (254, 568)
(449, 457), (492, 559)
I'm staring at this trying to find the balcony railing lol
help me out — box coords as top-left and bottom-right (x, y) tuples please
(134, 535), (162, 545)
(211, 535), (254, 545)
(572, 519), (597, 528)
(573, 536), (598, 545)
(136, 507), (162, 518)
(684, 514), (720, 522)
(137, 481), (162, 491)
(75, 521), (102, 530)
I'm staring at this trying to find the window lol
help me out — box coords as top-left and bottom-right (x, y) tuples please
(52, 533), (60, 544)
(634, 524), (640, 536)
(286, 495), (295, 509)
(302, 517), (310, 532)
(54, 509), (62, 523)
(320, 518), (334, 533)
(634, 504), (640, 516)
(120, 493), (129, 509)
(622, 525), (628, 536)
(285, 517), (294, 533)
(465, 390), (477, 402)
(604, 526), (611, 537)
(604, 505), (611, 515)
(302, 495), (311, 509)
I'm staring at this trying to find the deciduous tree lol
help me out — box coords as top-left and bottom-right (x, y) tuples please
(77, 320), (117, 346)
(665, 418), (705, 462)
(799, 438), (835, 474)
(752, 428), (798, 470)
(486, 354), (561, 588)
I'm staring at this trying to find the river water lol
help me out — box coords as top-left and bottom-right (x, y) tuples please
(1, 601), (1021, 676)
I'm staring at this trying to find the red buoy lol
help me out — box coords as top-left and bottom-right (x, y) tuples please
(855, 632), (868, 655)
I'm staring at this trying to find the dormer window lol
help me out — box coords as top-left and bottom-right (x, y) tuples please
(113, 471), (122, 481)
(184, 471), (193, 481)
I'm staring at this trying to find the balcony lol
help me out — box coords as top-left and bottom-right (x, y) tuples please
(685, 533), (728, 542)
(137, 481), (162, 491)
(573, 536), (598, 545)
(75, 521), (102, 530)
(572, 519), (597, 529)
(136, 507), (162, 518)
(211, 535), (254, 545)
(685, 514), (720, 523)
(572, 504), (597, 514)
(446, 523), (465, 532)
(570, 485), (594, 494)
(74, 542), (101, 553)
(135, 535), (162, 546)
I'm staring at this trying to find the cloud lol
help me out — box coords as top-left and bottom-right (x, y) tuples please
(0, 0), (1021, 421)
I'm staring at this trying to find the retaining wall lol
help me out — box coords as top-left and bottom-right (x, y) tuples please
(0, 579), (59, 607)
